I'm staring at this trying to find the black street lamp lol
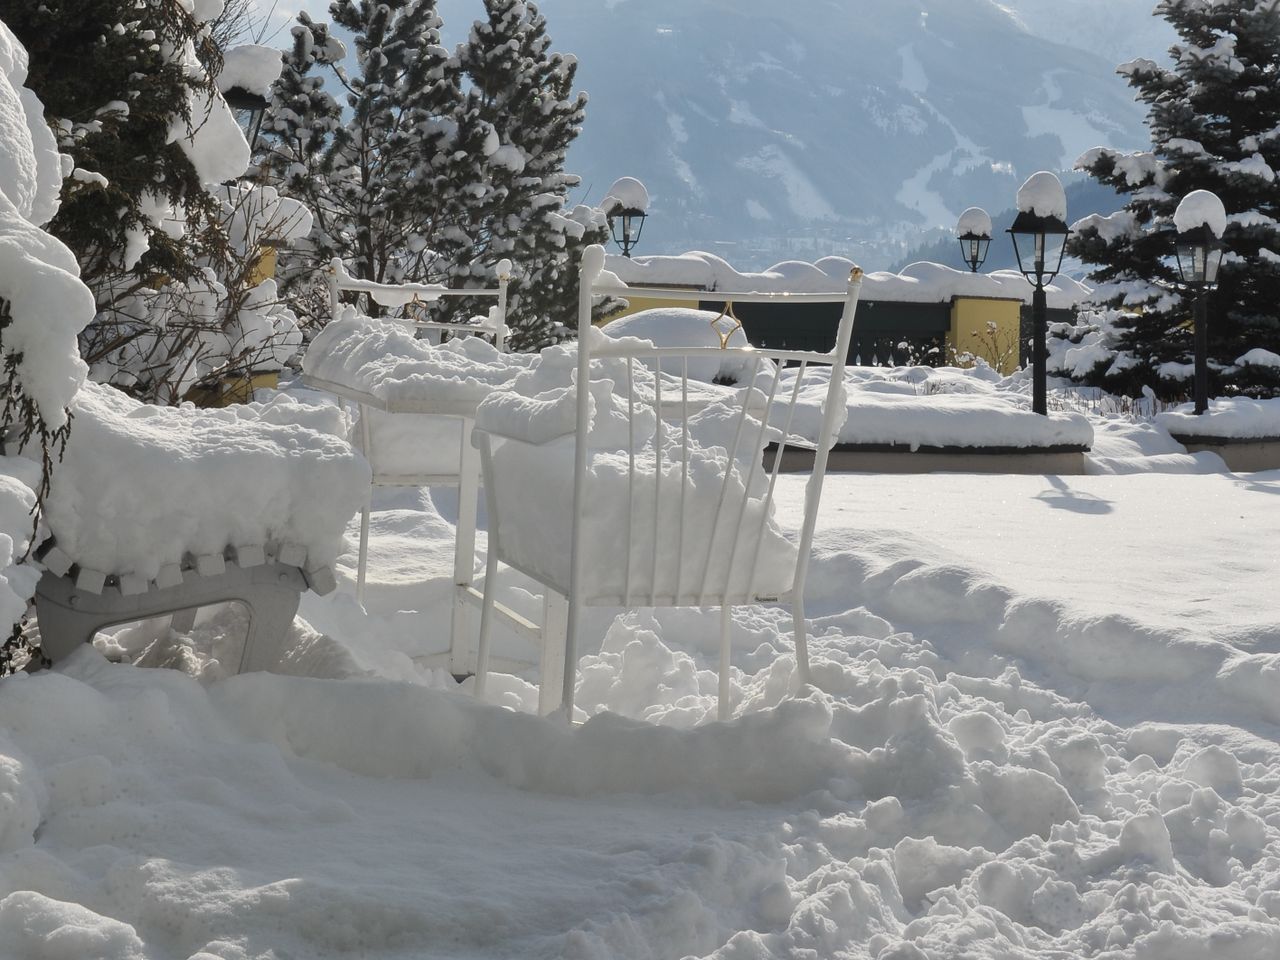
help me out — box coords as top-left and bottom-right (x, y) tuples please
(1173, 190), (1227, 415)
(608, 207), (647, 258)
(956, 207), (992, 272)
(603, 177), (650, 258)
(223, 86), (270, 148)
(1008, 172), (1070, 416)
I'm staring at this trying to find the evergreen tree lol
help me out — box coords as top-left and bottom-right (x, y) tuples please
(0, 0), (225, 295)
(457, 0), (614, 349)
(1065, 0), (1280, 398)
(261, 0), (484, 303)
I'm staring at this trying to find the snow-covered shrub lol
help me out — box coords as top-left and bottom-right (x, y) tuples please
(3, 1), (310, 406)
(0, 18), (96, 671)
(85, 183), (311, 404)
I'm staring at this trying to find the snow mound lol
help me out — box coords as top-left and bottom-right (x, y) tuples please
(773, 367), (1094, 450)
(1235, 347), (1280, 369)
(40, 382), (371, 580)
(214, 670), (842, 801)
(1157, 398), (1280, 440)
(604, 307), (755, 383)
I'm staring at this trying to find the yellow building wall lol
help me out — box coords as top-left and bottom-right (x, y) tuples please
(248, 246), (278, 287)
(948, 296), (1023, 375)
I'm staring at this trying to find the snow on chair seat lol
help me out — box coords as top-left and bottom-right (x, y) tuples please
(31, 383), (370, 672)
(471, 244), (864, 720)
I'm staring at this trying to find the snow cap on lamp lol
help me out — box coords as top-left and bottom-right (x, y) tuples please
(1174, 189), (1228, 239)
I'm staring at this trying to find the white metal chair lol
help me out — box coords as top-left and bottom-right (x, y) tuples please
(318, 258), (512, 611)
(471, 244), (863, 720)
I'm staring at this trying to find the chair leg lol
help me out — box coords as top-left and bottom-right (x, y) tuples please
(718, 605), (732, 721)
(450, 420), (480, 677)
(169, 607), (197, 633)
(473, 536), (501, 701)
(539, 592), (568, 716)
(356, 403), (372, 606)
(793, 601), (810, 686)
(356, 501), (371, 605)
(238, 587), (302, 674)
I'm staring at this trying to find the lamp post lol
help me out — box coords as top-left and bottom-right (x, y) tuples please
(603, 176), (650, 258)
(956, 207), (992, 272)
(1172, 190), (1227, 415)
(1008, 172), (1070, 416)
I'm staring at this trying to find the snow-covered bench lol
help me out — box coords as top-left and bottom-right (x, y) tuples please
(31, 384), (369, 673)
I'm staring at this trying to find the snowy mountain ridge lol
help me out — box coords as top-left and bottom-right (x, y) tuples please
(506, 0), (1156, 268)
(271, 0), (1164, 268)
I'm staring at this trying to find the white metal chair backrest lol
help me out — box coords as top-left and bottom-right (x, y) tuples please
(475, 244), (863, 721)
(324, 257), (513, 352)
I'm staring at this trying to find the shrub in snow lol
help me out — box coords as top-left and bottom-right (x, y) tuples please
(86, 183), (312, 404)
(2, 1), (310, 406)
(1, 0), (236, 299)
(1064, 0), (1280, 401)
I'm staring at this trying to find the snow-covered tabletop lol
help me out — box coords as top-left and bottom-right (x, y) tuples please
(1156, 397), (1280, 440)
(41, 383), (370, 581)
(302, 313), (534, 416)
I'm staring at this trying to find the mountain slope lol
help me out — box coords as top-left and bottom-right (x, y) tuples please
(995, 0), (1177, 68)
(495, 0), (1148, 267)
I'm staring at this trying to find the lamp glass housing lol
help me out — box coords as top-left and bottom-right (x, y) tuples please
(1175, 226), (1225, 287)
(609, 207), (647, 257)
(1008, 210), (1070, 285)
(958, 233), (991, 272)
(223, 87), (269, 146)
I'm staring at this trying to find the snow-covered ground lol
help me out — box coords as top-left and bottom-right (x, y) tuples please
(3, 414), (1280, 959)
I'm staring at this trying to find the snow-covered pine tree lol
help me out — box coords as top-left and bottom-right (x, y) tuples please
(457, 0), (614, 350)
(261, 0), (482, 313)
(1065, 0), (1280, 399)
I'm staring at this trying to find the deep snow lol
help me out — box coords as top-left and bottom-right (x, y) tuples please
(3, 416), (1279, 959)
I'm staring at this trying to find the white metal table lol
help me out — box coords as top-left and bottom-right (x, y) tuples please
(301, 373), (537, 678)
